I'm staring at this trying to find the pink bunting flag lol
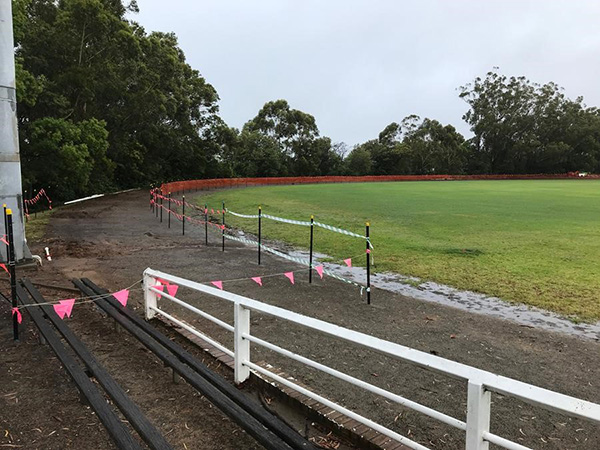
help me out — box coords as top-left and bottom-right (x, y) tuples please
(344, 258), (352, 267)
(12, 307), (22, 324)
(153, 284), (164, 298)
(216, 209), (220, 215)
(315, 265), (324, 279)
(251, 277), (263, 286)
(0, 236), (8, 245)
(53, 299), (75, 319)
(284, 272), (295, 284)
(204, 208), (208, 214)
(53, 303), (66, 319)
(211, 208), (214, 214)
(211, 280), (223, 290)
(0, 263), (9, 276)
(61, 299), (75, 318)
(113, 289), (130, 307)
(166, 284), (178, 297)
(366, 249), (371, 254)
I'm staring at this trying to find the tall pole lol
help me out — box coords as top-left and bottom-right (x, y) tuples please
(182, 195), (185, 236)
(7, 209), (18, 340)
(160, 195), (163, 223)
(0, 0), (30, 262)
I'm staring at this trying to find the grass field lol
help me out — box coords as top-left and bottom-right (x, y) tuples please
(198, 180), (600, 322)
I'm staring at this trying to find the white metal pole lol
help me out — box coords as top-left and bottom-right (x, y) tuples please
(143, 270), (158, 320)
(234, 302), (250, 384)
(466, 381), (491, 450)
(0, 0), (30, 262)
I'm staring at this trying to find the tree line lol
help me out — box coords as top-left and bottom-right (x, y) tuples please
(14, 1), (600, 201)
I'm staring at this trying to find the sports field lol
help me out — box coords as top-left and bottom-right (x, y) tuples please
(200, 180), (600, 322)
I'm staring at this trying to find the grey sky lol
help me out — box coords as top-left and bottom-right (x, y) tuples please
(133, 1), (600, 147)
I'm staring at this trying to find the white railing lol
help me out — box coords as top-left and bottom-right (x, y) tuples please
(142, 268), (600, 450)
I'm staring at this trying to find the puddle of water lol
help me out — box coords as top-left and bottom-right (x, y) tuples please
(288, 250), (600, 341)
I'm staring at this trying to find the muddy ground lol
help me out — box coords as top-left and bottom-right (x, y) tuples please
(2, 189), (600, 449)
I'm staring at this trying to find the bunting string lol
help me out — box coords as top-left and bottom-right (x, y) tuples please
(13, 279), (143, 310)
(24, 188), (53, 217)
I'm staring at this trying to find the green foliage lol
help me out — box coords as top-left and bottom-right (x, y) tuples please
(15, 0), (221, 200)
(242, 100), (340, 176)
(348, 116), (466, 175)
(344, 146), (372, 175)
(459, 71), (600, 173)
(22, 117), (111, 199)
(202, 180), (600, 322)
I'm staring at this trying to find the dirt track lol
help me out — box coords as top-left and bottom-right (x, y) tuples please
(2, 189), (600, 449)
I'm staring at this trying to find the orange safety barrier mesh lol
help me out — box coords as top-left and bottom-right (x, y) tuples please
(160, 173), (598, 195)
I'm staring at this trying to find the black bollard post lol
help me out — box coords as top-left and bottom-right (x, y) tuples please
(182, 195), (185, 236)
(155, 190), (159, 218)
(150, 190), (153, 211)
(160, 195), (163, 223)
(309, 215), (314, 283)
(221, 201), (225, 252)
(204, 203), (208, 246)
(168, 193), (171, 229)
(6, 210), (18, 341)
(366, 222), (371, 305)
(258, 206), (262, 265)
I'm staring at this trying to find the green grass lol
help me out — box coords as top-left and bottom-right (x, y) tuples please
(25, 210), (52, 242)
(198, 180), (600, 322)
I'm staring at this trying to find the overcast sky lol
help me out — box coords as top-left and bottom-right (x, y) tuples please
(133, 1), (600, 147)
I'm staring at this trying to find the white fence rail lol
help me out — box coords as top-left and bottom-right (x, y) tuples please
(142, 268), (600, 450)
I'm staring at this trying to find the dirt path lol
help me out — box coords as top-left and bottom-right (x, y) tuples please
(3, 189), (600, 449)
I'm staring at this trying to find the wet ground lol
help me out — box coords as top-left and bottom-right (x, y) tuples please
(2, 189), (600, 449)
(295, 251), (600, 341)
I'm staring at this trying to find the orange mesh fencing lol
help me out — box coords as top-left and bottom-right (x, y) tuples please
(160, 173), (597, 194)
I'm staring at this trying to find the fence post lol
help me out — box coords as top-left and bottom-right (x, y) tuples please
(168, 193), (171, 229)
(366, 222), (371, 305)
(204, 203), (208, 246)
(234, 302), (250, 384)
(150, 190), (153, 211)
(160, 195), (163, 223)
(155, 190), (158, 218)
(465, 381), (491, 450)
(182, 195), (185, 236)
(309, 215), (314, 283)
(143, 271), (158, 320)
(258, 206), (262, 265)
(6, 209), (18, 341)
(222, 201), (225, 252)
